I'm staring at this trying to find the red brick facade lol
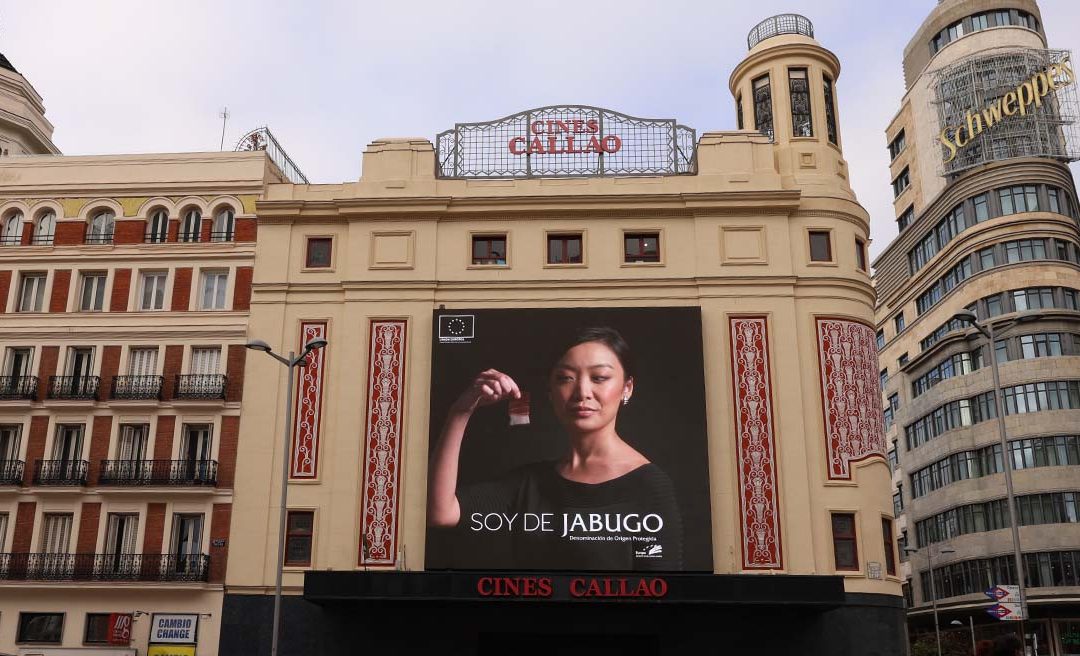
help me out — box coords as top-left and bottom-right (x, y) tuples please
(232, 266), (253, 311)
(12, 502), (37, 552)
(154, 415), (176, 460)
(76, 502), (102, 553)
(199, 217), (213, 243)
(87, 415), (113, 485)
(0, 269), (10, 312)
(114, 219), (145, 245)
(36, 346), (58, 402)
(110, 268), (131, 312)
(143, 503), (167, 555)
(49, 269), (70, 313)
(218, 415), (239, 489)
(235, 217), (257, 242)
(225, 345), (246, 403)
(23, 416), (49, 485)
(172, 267), (192, 311)
(208, 503), (232, 583)
(162, 345), (184, 399)
(98, 345), (121, 402)
(54, 221), (84, 246)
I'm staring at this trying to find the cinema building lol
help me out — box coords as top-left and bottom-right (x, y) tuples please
(873, 0), (1080, 652)
(220, 15), (904, 656)
(0, 49), (305, 655)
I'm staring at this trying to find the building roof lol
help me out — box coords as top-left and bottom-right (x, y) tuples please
(0, 52), (17, 73)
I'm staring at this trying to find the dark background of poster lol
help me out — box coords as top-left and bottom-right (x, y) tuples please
(425, 306), (713, 572)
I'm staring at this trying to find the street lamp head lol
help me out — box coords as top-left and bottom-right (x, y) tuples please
(952, 310), (979, 325)
(303, 338), (328, 351)
(245, 339), (273, 353)
(950, 620), (963, 626)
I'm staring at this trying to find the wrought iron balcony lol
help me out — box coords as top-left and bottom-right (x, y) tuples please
(99, 459), (218, 486)
(0, 553), (210, 582)
(33, 460), (88, 486)
(110, 375), (163, 400)
(210, 230), (234, 242)
(48, 376), (100, 400)
(175, 374), (227, 400)
(31, 234), (54, 246)
(0, 235), (20, 246)
(0, 375), (37, 400)
(84, 231), (114, 245)
(0, 460), (24, 485)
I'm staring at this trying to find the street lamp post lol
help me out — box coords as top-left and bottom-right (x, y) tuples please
(245, 336), (328, 656)
(952, 310), (1032, 636)
(906, 545), (955, 656)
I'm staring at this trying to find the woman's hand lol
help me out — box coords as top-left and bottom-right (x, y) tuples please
(451, 368), (522, 414)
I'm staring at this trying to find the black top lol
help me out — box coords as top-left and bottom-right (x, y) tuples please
(452, 461), (683, 571)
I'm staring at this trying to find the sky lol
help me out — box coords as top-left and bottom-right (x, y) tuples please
(2, 0), (1079, 262)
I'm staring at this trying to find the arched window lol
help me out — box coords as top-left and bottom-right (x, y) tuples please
(180, 208), (201, 243)
(1, 211), (23, 246)
(34, 211), (55, 245)
(87, 210), (115, 244)
(146, 208), (169, 243)
(211, 208), (234, 242)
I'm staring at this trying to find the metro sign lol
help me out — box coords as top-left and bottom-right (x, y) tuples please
(987, 604), (1014, 619)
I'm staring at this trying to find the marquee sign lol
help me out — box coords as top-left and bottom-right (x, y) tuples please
(436, 105), (696, 179)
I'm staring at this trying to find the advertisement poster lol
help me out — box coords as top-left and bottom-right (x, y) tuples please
(426, 307), (712, 572)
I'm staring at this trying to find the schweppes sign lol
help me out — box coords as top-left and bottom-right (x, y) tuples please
(939, 57), (1075, 163)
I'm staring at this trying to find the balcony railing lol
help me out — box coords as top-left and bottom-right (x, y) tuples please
(33, 460), (88, 485)
(99, 459), (218, 486)
(0, 375), (38, 400)
(0, 235), (20, 246)
(84, 231), (114, 245)
(31, 234), (54, 246)
(0, 553), (210, 582)
(175, 374), (227, 400)
(145, 233), (168, 244)
(0, 460), (24, 485)
(48, 376), (100, 400)
(210, 230), (234, 242)
(110, 375), (163, 400)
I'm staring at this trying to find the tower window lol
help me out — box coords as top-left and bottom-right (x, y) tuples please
(788, 68), (813, 137)
(823, 75), (838, 145)
(752, 74), (774, 141)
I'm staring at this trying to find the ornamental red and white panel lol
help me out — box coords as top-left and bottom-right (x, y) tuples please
(290, 321), (327, 479)
(729, 317), (783, 569)
(359, 319), (407, 566)
(816, 318), (887, 480)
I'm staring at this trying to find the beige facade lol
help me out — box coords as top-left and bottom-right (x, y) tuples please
(874, 0), (1080, 652)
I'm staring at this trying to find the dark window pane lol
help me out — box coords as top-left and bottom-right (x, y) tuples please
(624, 232), (660, 263)
(305, 238), (332, 268)
(84, 613), (112, 644)
(809, 231), (832, 262)
(18, 613), (64, 643)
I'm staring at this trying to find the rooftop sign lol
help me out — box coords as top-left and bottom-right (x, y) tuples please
(436, 105), (696, 179)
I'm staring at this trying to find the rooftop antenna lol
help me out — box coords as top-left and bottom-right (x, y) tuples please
(219, 107), (230, 151)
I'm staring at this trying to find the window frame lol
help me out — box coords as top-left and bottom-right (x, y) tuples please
(284, 509), (315, 567)
(545, 232), (585, 266)
(17, 272), (47, 312)
(622, 230), (662, 265)
(808, 229), (834, 264)
(17, 612), (65, 644)
(304, 236), (334, 269)
(83, 612), (116, 645)
(855, 238), (868, 272)
(787, 67), (813, 138)
(469, 233), (509, 267)
(146, 208), (169, 243)
(198, 270), (229, 311)
(78, 272), (108, 312)
(831, 512), (860, 572)
(211, 208), (235, 242)
(139, 271), (168, 311)
(751, 73), (774, 140)
(882, 517), (897, 576)
(33, 210), (56, 245)
(179, 208), (202, 243)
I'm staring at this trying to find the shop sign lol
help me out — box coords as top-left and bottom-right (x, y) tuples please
(476, 575), (668, 599)
(150, 613), (198, 644)
(107, 613), (133, 645)
(938, 56), (1074, 164)
(148, 646), (197, 656)
(436, 105), (696, 178)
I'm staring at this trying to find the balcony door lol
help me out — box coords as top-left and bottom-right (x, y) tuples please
(3, 347), (32, 397)
(104, 513), (139, 575)
(171, 514), (203, 573)
(0, 425), (20, 461)
(190, 347), (220, 376)
(65, 347), (95, 396)
(40, 513), (73, 576)
(128, 348), (158, 376)
(180, 425), (211, 480)
(116, 425), (149, 482)
(52, 425), (84, 481)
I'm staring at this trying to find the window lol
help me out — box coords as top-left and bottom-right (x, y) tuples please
(788, 68), (813, 137)
(190, 347), (221, 376)
(79, 272), (107, 312)
(1, 210), (22, 245)
(171, 514), (204, 572)
(855, 239), (867, 272)
(892, 168), (910, 198)
(897, 205), (915, 231)
(86, 210), (114, 244)
(17, 273), (46, 312)
(752, 74), (773, 140)
(146, 208), (169, 243)
(893, 313), (905, 334)
(17, 612), (64, 644)
(285, 510), (315, 566)
(0, 511), (7, 550)
(972, 193), (990, 222)
(882, 518), (897, 576)
(211, 208), (234, 242)
(883, 405), (894, 431)
(84, 613), (114, 644)
(199, 270), (228, 310)
(0, 424), (21, 462)
(128, 348), (158, 377)
(831, 513), (858, 570)
(179, 209), (201, 243)
(736, 94), (744, 130)
(888, 130), (906, 160)
(880, 368), (888, 389)
(140, 272), (167, 311)
(1048, 188), (1063, 214)
(624, 232), (660, 264)
(305, 237), (332, 268)
(809, 231), (832, 262)
(998, 185), (1038, 215)
(547, 233), (583, 265)
(33, 210), (56, 245)
(876, 329), (885, 350)
(889, 393), (900, 412)
(898, 353), (909, 367)
(471, 234), (507, 266)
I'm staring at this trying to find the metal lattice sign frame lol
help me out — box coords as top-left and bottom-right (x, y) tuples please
(436, 105), (696, 179)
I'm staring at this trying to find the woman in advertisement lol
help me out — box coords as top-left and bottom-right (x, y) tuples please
(428, 326), (683, 571)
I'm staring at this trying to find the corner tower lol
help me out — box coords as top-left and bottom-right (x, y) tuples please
(729, 14), (851, 197)
(0, 50), (59, 155)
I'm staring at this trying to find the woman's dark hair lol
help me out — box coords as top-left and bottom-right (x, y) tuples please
(990, 634), (1022, 656)
(552, 326), (635, 379)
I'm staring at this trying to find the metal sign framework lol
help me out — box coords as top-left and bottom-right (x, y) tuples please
(932, 48), (1080, 176)
(436, 105), (697, 179)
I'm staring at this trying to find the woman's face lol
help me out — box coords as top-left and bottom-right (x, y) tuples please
(549, 341), (632, 435)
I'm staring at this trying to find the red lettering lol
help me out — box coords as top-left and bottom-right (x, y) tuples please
(555, 120), (570, 133)
(570, 578), (586, 597)
(602, 135), (622, 153)
(565, 136), (577, 153)
(522, 578), (537, 596)
(508, 137), (526, 155)
(587, 579), (602, 596)
(530, 137), (544, 153)
(573, 119), (585, 133)
(531, 121), (544, 135)
(585, 136), (602, 153)
(477, 577), (494, 596)
(547, 136), (558, 153)
(504, 578), (520, 596)
(538, 577), (553, 597)
(586, 119), (599, 133)
(634, 579), (651, 597)
(650, 578), (668, 597)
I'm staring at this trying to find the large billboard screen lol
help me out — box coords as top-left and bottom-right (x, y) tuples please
(425, 307), (713, 572)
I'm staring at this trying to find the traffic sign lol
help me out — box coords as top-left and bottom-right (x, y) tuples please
(986, 602), (1026, 621)
(984, 584), (1020, 602)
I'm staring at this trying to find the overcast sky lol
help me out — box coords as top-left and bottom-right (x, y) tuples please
(2, 0), (1078, 262)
